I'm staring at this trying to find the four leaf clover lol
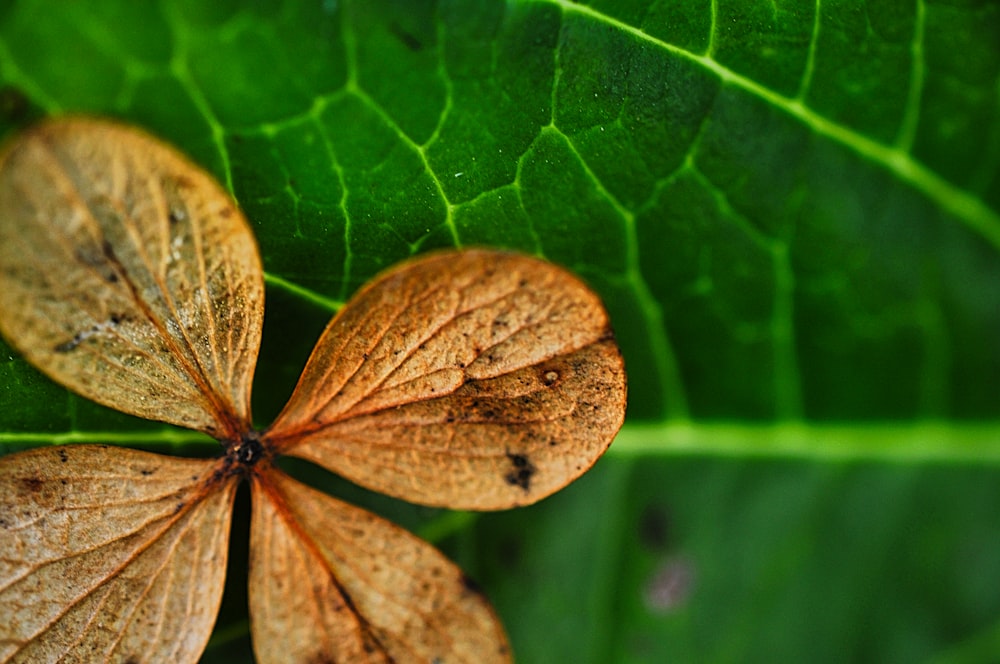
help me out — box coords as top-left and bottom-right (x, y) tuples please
(0, 118), (626, 662)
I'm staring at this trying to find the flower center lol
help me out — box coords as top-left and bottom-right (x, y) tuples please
(228, 430), (267, 473)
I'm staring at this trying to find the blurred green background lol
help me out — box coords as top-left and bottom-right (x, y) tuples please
(1, 1), (999, 662)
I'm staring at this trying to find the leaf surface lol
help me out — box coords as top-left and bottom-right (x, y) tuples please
(248, 467), (510, 663)
(266, 249), (626, 509)
(0, 2), (998, 662)
(0, 118), (263, 439)
(0, 445), (236, 664)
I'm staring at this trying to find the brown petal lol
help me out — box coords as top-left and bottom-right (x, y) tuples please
(265, 249), (627, 509)
(248, 467), (511, 664)
(0, 445), (236, 664)
(0, 118), (263, 439)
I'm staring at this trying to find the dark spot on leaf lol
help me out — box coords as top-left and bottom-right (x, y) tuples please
(212, 461), (230, 485)
(0, 85), (33, 124)
(74, 245), (106, 270)
(389, 22), (423, 50)
(110, 312), (125, 325)
(504, 453), (535, 490)
(139, 468), (156, 476)
(54, 334), (82, 353)
(218, 207), (233, 219)
(509, 454), (529, 468)
(460, 573), (486, 598)
(167, 208), (183, 224)
(638, 505), (671, 551)
(58, 449), (68, 463)
(497, 535), (522, 569)
(307, 654), (335, 664)
(541, 368), (560, 386)
(124, 657), (140, 664)
(20, 477), (43, 492)
(518, 278), (528, 287)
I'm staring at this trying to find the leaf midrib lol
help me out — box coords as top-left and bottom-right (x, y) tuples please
(4, 421), (1000, 464)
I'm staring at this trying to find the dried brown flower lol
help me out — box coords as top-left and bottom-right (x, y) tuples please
(0, 117), (626, 663)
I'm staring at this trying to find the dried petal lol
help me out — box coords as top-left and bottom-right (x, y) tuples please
(0, 118), (263, 438)
(0, 445), (236, 664)
(248, 467), (510, 663)
(265, 249), (627, 509)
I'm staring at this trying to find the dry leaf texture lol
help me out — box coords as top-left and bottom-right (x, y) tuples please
(0, 118), (263, 438)
(0, 116), (627, 664)
(249, 469), (510, 664)
(0, 446), (236, 664)
(266, 249), (627, 509)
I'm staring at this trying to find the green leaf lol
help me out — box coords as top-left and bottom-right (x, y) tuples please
(1, 1), (999, 662)
(472, 458), (1000, 664)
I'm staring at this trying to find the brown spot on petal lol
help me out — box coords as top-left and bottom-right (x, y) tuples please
(504, 453), (536, 491)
